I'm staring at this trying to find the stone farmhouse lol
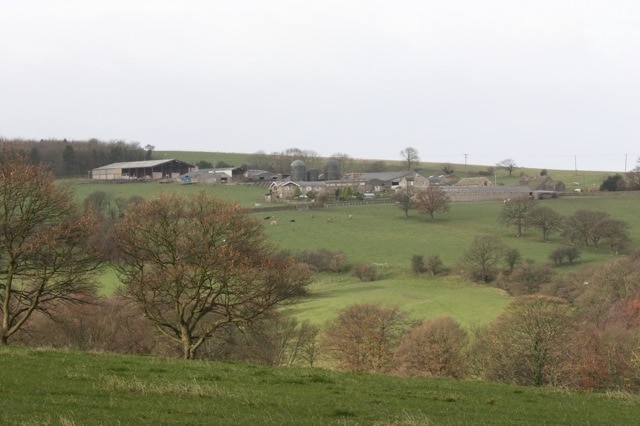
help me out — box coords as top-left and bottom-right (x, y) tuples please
(266, 180), (327, 201)
(519, 176), (566, 192)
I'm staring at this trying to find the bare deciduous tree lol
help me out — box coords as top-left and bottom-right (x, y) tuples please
(460, 235), (505, 283)
(393, 188), (413, 218)
(472, 295), (572, 387)
(412, 186), (450, 220)
(394, 316), (468, 378)
(400, 147), (420, 171)
(499, 197), (534, 236)
(323, 303), (408, 373)
(496, 158), (518, 176)
(527, 205), (563, 241)
(561, 210), (629, 250)
(0, 146), (102, 344)
(111, 192), (311, 359)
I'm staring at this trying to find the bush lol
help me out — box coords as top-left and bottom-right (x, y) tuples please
(12, 296), (167, 356)
(424, 255), (444, 276)
(550, 246), (580, 266)
(599, 174), (625, 191)
(294, 249), (347, 273)
(503, 263), (556, 295)
(394, 316), (468, 378)
(352, 263), (378, 282)
(323, 303), (407, 373)
(411, 255), (426, 274)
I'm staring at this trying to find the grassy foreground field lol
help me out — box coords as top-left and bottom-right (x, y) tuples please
(1, 345), (639, 425)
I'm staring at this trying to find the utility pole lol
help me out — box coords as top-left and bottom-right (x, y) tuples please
(464, 153), (468, 176)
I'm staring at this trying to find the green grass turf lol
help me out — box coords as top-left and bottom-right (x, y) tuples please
(281, 274), (510, 328)
(72, 179), (268, 208)
(1, 345), (638, 425)
(78, 178), (640, 329)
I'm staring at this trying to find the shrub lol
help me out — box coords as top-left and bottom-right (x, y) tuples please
(550, 246), (580, 266)
(460, 235), (505, 283)
(504, 248), (522, 273)
(424, 255), (444, 276)
(504, 263), (556, 295)
(352, 263), (378, 282)
(411, 255), (426, 274)
(323, 303), (408, 373)
(394, 316), (468, 378)
(294, 249), (348, 273)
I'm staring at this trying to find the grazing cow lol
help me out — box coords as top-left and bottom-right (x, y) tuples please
(270, 220), (278, 226)
(348, 214), (353, 219)
(290, 219), (296, 223)
(264, 216), (271, 220)
(326, 217), (333, 223)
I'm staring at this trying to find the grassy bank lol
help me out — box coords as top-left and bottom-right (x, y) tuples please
(1, 345), (638, 425)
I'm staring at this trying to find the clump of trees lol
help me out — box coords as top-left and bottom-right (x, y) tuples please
(549, 246), (580, 266)
(412, 254), (444, 276)
(321, 251), (640, 392)
(2, 138), (149, 177)
(322, 303), (470, 378)
(498, 200), (630, 252)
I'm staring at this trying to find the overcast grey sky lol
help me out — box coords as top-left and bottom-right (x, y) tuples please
(2, 1), (639, 171)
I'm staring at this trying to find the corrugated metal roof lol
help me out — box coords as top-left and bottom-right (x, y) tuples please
(346, 171), (414, 182)
(93, 159), (178, 170)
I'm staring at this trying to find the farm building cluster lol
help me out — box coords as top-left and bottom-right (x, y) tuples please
(90, 158), (566, 202)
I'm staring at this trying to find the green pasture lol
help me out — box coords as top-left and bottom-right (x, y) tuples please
(1, 345), (638, 425)
(73, 175), (640, 330)
(72, 179), (267, 208)
(282, 274), (510, 328)
(264, 196), (636, 327)
(260, 198), (632, 269)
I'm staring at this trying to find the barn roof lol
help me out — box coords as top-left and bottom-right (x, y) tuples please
(345, 171), (413, 183)
(93, 159), (193, 170)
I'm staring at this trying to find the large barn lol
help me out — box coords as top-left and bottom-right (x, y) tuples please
(91, 159), (195, 181)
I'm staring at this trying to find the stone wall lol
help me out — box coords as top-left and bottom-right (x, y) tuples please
(442, 186), (533, 202)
